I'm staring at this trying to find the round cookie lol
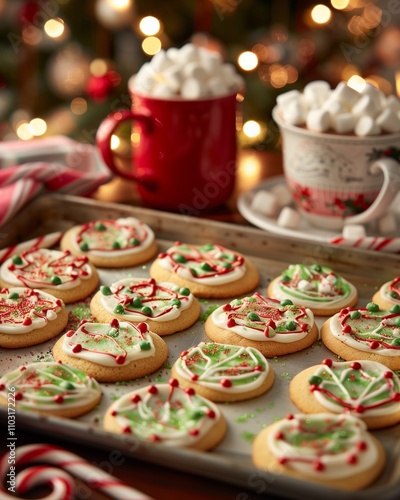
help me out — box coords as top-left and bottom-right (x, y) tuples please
(90, 277), (200, 336)
(103, 378), (226, 450)
(60, 217), (157, 268)
(149, 241), (259, 299)
(205, 293), (318, 357)
(171, 342), (274, 402)
(252, 413), (386, 491)
(267, 263), (358, 316)
(52, 319), (168, 382)
(321, 302), (400, 371)
(0, 248), (99, 304)
(0, 287), (68, 348)
(372, 276), (400, 310)
(0, 362), (101, 418)
(290, 358), (400, 429)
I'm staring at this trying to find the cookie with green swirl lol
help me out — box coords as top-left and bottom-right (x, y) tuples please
(171, 342), (274, 402)
(52, 319), (168, 382)
(372, 276), (400, 310)
(290, 358), (400, 429)
(60, 217), (158, 268)
(90, 277), (200, 336)
(204, 292), (318, 357)
(321, 302), (400, 371)
(267, 263), (358, 316)
(149, 241), (259, 298)
(0, 362), (102, 418)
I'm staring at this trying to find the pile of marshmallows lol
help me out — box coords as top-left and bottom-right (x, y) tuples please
(276, 80), (400, 136)
(131, 43), (244, 99)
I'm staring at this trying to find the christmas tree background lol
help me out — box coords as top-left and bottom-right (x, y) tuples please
(0, 0), (399, 150)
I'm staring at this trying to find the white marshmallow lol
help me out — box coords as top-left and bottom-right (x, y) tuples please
(166, 47), (180, 61)
(306, 109), (331, 132)
(378, 212), (397, 234)
(220, 63), (238, 84)
(181, 77), (204, 99)
(176, 43), (200, 63)
(207, 76), (229, 96)
(361, 83), (384, 110)
(333, 112), (356, 134)
(152, 83), (177, 98)
(298, 279), (314, 291)
(318, 281), (333, 295)
(376, 108), (400, 133)
(276, 90), (302, 108)
(270, 183), (293, 207)
(182, 61), (208, 81)
(342, 224), (366, 239)
(277, 207), (301, 229)
(332, 81), (360, 107)
(303, 80), (331, 107)
(354, 115), (381, 136)
(198, 48), (223, 74)
(386, 94), (400, 114)
(250, 190), (279, 217)
(352, 94), (379, 118)
(323, 99), (347, 117)
(149, 50), (172, 73)
(133, 63), (159, 93)
(282, 98), (307, 126)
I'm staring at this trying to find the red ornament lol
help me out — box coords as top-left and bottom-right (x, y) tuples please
(85, 71), (121, 102)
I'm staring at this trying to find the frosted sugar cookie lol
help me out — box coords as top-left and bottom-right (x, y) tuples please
(171, 342), (274, 402)
(0, 362), (101, 418)
(267, 263), (358, 316)
(103, 378), (226, 450)
(290, 358), (400, 429)
(90, 277), (200, 336)
(52, 319), (168, 382)
(372, 276), (400, 310)
(0, 248), (99, 304)
(60, 217), (157, 268)
(321, 302), (400, 371)
(149, 241), (259, 298)
(252, 413), (385, 491)
(205, 293), (318, 357)
(0, 287), (68, 348)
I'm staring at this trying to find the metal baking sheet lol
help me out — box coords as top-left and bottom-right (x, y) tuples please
(1, 194), (400, 500)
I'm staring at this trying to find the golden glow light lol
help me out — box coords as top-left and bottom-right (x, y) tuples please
(44, 18), (65, 38)
(109, 0), (131, 9)
(70, 97), (88, 115)
(29, 118), (47, 136)
(90, 58), (108, 77)
(243, 120), (261, 138)
(142, 36), (162, 55)
(331, 0), (349, 9)
(311, 4), (332, 24)
(347, 75), (366, 92)
(139, 16), (161, 36)
(237, 51), (258, 71)
(396, 72), (400, 97)
(111, 135), (120, 150)
(131, 132), (141, 146)
(16, 122), (34, 141)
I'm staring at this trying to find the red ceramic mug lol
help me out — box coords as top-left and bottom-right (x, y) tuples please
(96, 85), (238, 213)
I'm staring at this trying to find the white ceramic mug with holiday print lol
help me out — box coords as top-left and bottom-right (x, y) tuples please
(272, 107), (400, 230)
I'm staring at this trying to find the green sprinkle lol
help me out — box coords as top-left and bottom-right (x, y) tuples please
(100, 286), (112, 296)
(179, 287), (190, 296)
(59, 381), (75, 390)
(241, 432), (256, 443)
(202, 244), (214, 251)
(286, 320), (297, 331)
(132, 297), (142, 308)
(190, 268), (198, 277)
(173, 254), (186, 263)
(201, 262), (212, 272)
(222, 262), (232, 269)
(311, 264), (321, 272)
(390, 304), (400, 314)
(199, 304), (220, 323)
(395, 317), (400, 327)
(367, 302), (380, 312)
(129, 238), (140, 246)
(191, 410), (205, 420)
(247, 312), (260, 321)
(247, 296), (256, 302)
(80, 242), (89, 251)
(309, 375), (322, 386)
(51, 276), (62, 285)
(94, 222), (106, 231)
(140, 340), (151, 351)
(350, 310), (361, 319)
(280, 299), (293, 306)
(281, 274), (291, 282)
(141, 306), (152, 316)
(390, 291), (399, 299)
(392, 337), (400, 346)
(113, 304), (125, 314)
(8, 292), (19, 300)
(12, 255), (23, 265)
(108, 327), (119, 338)
(170, 298), (181, 308)
(112, 241), (121, 249)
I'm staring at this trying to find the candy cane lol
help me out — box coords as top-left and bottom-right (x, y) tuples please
(329, 235), (400, 253)
(0, 444), (153, 500)
(0, 232), (63, 264)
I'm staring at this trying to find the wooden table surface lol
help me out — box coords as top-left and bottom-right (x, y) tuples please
(1, 149), (288, 500)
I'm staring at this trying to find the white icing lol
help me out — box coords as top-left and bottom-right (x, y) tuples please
(0, 287), (63, 334)
(174, 342), (269, 393)
(62, 321), (156, 366)
(267, 413), (378, 479)
(99, 278), (193, 322)
(380, 280), (400, 304)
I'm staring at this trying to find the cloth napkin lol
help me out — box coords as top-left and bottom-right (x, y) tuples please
(0, 136), (111, 228)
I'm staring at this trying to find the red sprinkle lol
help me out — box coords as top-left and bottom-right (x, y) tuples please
(185, 388), (195, 396)
(347, 454), (357, 465)
(322, 358), (333, 367)
(20, 366), (26, 371)
(54, 395), (64, 404)
(220, 379), (232, 388)
(122, 426), (132, 434)
(286, 414), (294, 420)
(72, 344), (82, 353)
(206, 409), (216, 419)
(115, 355), (125, 365)
(137, 322), (148, 334)
(357, 441), (367, 451)
(254, 365), (263, 372)
(148, 385), (158, 395)
(312, 460), (325, 472)
(275, 432), (284, 440)
(66, 330), (75, 337)
(191, 374), (199, 381)
(369, 341), (379, 350)
(111, 410), (118, 417)
(14, 392), (23, 401)
(169, 378), (179, 387)
(148, 434), (161, 442)
(355, 404), (364, 414)
(278, 457), (288, 465)
(392, 393), (400, 402)
(227, 318), (236, 328)
(350, 361), (361, 370)
(0, 384), (5, 391)
(23, 317), (32, 326)
(110, 318), (119, 328)
(342, 324), (352, 334)
(222, 304), (232, 311)
(384, 371), (394, 379)
(189, 429), (199, 436)
(180, 350), (189, 358)
(131, 394), (141, 403)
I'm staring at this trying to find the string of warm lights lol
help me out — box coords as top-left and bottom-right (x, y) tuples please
(5, 0), (399, 145)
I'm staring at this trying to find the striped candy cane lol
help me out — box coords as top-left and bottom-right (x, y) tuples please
(330, 235), (400, 253)
(0, 232), (63, 264)
(0, 444), (153, 500)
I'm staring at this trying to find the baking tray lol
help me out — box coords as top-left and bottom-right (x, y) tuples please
(1, 194), (400, 500)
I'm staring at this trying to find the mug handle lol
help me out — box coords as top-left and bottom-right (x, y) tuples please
(96, 109), (157, 191)
(345, 157), (400, 225)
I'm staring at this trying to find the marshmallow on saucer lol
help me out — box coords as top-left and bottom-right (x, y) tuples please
(251, 190), (279, 217)
(342, 224), (366, 239)
(277, 207), (301, 229)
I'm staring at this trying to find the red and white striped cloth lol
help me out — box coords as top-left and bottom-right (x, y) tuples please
(0, 136), (111, 228)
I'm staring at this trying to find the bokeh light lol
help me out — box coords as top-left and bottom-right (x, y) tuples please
(237, 51), (258, 71)
(142, 36), (162, 55)
(29, 118), (47, 136)
(44, 18), (65, 38)
(311, 4), (332, 24)
(139, 16), (161, 36)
